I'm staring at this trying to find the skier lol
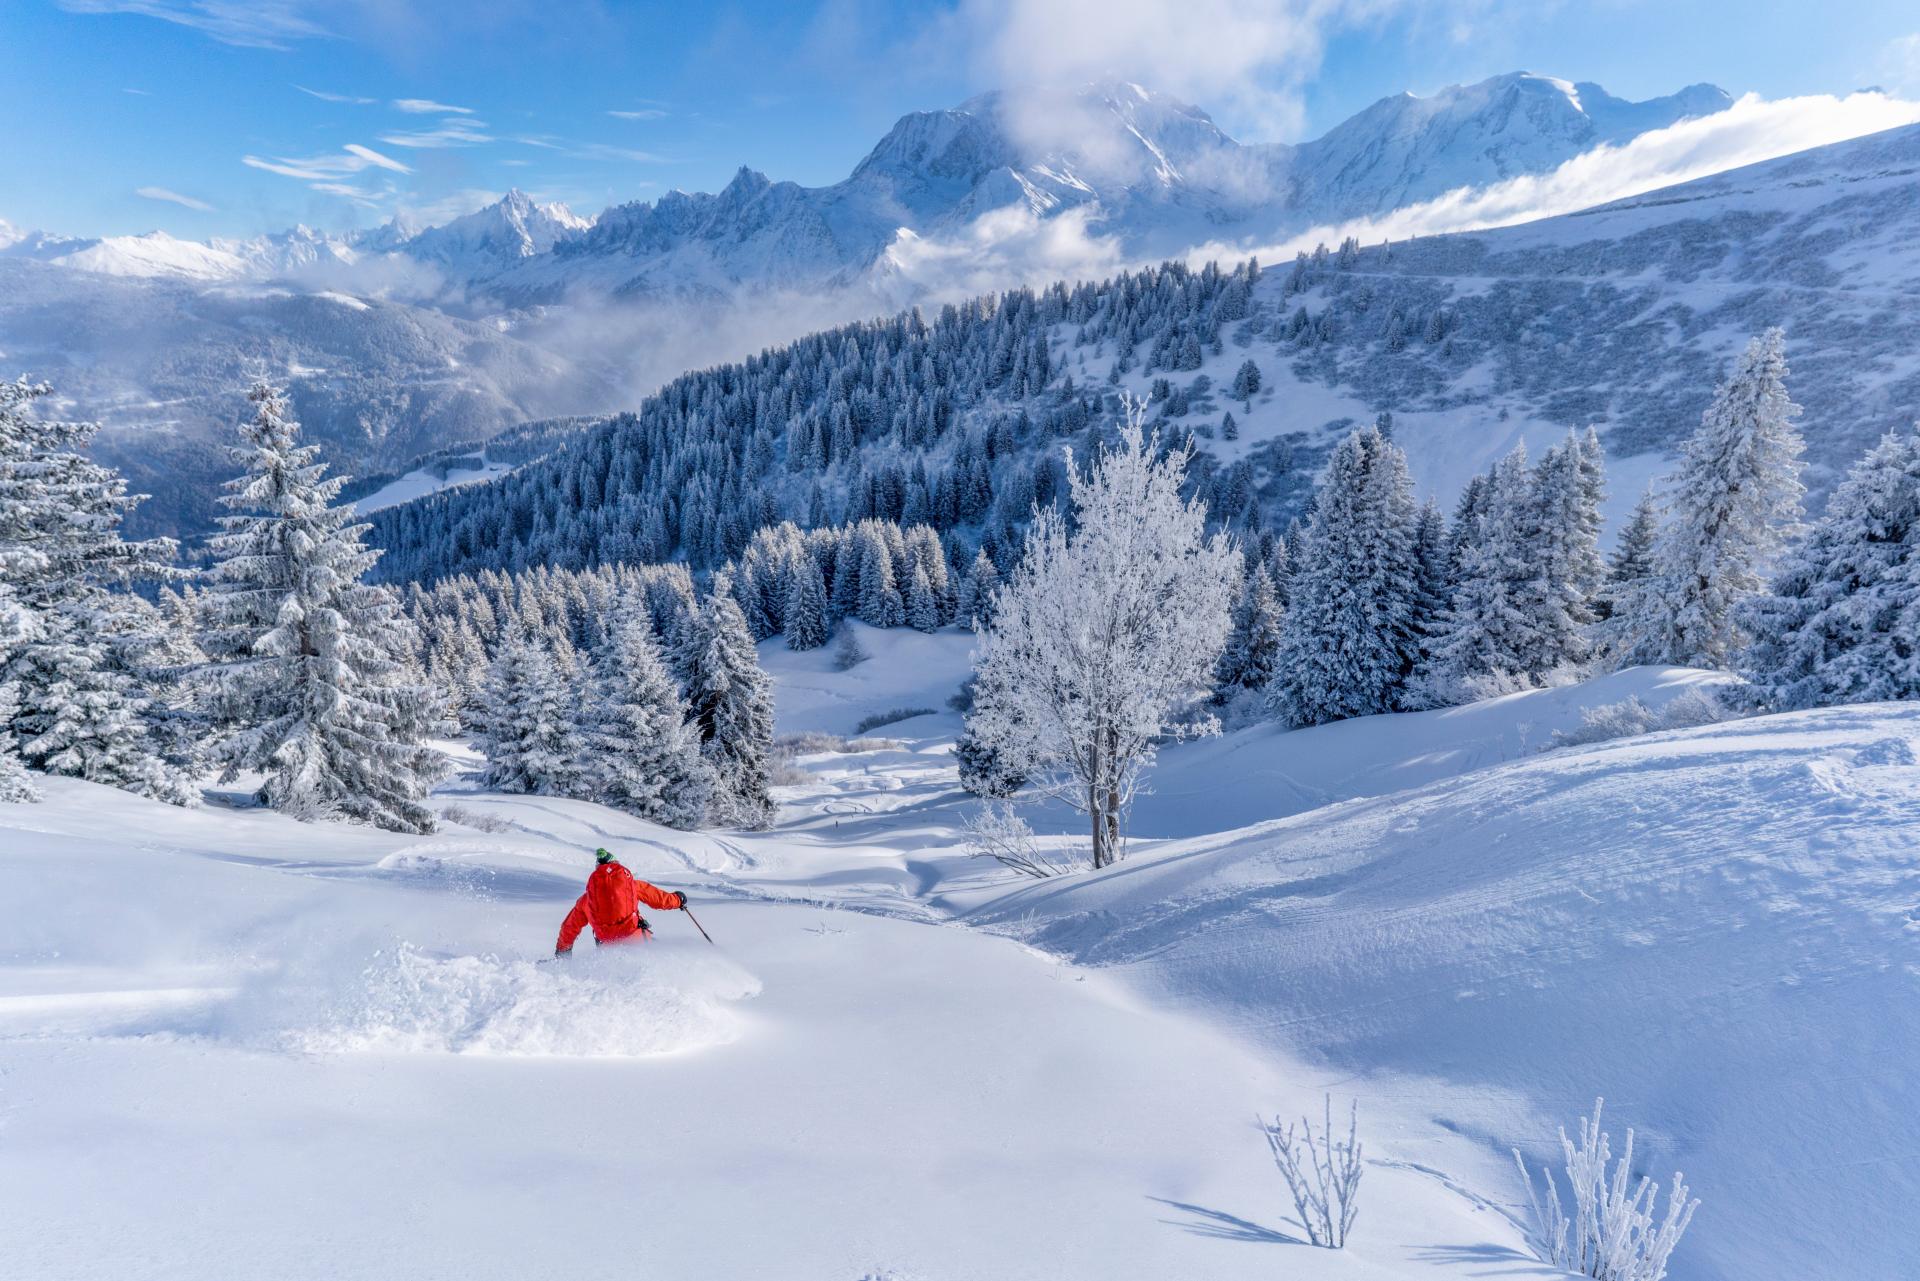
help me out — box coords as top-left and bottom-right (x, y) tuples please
(554, 848), (690, 956)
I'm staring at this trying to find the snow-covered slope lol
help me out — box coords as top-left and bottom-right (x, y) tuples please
(4, 634), (1915, 1278)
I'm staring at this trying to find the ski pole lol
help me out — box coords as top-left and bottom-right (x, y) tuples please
(683, 906), (715, 946)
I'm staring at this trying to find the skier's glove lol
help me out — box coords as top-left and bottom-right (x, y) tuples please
(674, 891), (689, 910)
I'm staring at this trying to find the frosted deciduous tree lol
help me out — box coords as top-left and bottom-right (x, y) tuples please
(202, 384), (444, 831)
(1269, 426), (1423, 726)
(678, 576), (775, 828)
(1742, 427), (1920, 709)
(1616, 329), (1806, 668)
(967, 400), (1238, 868)
(579, 607), (711, 827)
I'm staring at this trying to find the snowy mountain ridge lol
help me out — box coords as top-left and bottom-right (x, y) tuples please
(3, 73), (1730, 295)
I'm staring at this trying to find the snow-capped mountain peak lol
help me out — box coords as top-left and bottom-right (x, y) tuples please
(398, 190), (591, 268)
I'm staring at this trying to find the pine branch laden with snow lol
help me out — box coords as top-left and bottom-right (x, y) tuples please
(0, 583), (40, 802)
(0, 376), (195, 804)
(1617, 328), (1807, 670)
(200, 383), (446, 833)
(967, 397), (1238, 869)
(1513, 1098), (1699, 1281)
(1264, 1096), (1364, 1249)
(960, 801), (1079, 878)
(1742, 425), (1920, 710)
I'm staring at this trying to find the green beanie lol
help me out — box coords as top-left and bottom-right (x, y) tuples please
(595, 847), (615, 864)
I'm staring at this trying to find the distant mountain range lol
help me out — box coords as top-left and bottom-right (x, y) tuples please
(0, 72), (1766, 541)
(5, 73), (1731, 299)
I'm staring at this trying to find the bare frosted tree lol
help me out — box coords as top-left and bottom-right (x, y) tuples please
(1513, 1098), (1699, 1281)
(966, 398), (1239, 868)
(1264, 1096), (1364, 1248)
(961, 800), (1079, 878)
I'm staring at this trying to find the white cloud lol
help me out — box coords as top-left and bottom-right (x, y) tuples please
(1187, 91), (1920, 264)
(296, 85), (376, 105)
(608, 108), (668, 121)
(392, 98), (474, 115)
(955, 0), (1407, 143)
(513, 135), (664, 164)
(379, 118), (493, 149)
(123, 87), (151, 96)
(59, 0), (330, 50)
(135, 185), (214, 212)
(242, 143), (413, 202)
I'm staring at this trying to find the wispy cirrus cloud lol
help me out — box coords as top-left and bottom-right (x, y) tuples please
(608, 108), (668, 121)
(295, 84), (376, 105)
(58, 0), (331, 50)
(514, 134), (665, 164)
(379, 117), (494, 148)
(393, 98), (474, 115)
(135, 185), (215, 211)
(243, 142), (413, 185)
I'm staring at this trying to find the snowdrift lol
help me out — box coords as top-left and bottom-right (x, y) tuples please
(976, 700), (1920, 1281)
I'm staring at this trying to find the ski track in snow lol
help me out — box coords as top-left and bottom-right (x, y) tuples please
(2, 638), (1916, 1279)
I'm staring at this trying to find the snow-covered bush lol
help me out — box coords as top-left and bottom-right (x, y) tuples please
(438, 803), (513, 833)
(832, 628), (870, 671)
(961, 801), (1079, 879)
(1264, 1096), (1364, 1248)
(853, 707), (935, 734)
(1513, 1098), (1699, 1281)
(1549, 688), (1730, 750)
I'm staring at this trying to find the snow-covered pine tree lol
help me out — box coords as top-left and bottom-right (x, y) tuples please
(0, 584), (40, 802)
(0, 377), (194, 803)
(956, 548), (1000, 628)
(907, 564), (939, 633)
(784, 556), (830, 650)
(1597, 486), (1660, 624)
(1615, 329), (1807, 668)
(480, 625), (585, 796)
(1741, 427), (1920, 709)
(968, 399), (1238, 868)
(1409, 498), (1452, 683)
(1531, 431), (1608, 672)
(1269, 425), (1423, 726)
(578, 606), (711, 827)
(1215, 566), (1284, 700)
(201, 384), (445, 831)
(678, 576), (775, 829)
(1419, 444), (1549, 702)
(1232, 359), (1262, 407)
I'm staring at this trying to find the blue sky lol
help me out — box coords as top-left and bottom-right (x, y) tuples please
(5, 0), (1918, 238)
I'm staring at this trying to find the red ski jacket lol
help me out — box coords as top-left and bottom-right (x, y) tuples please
(556, 863), (684, 953)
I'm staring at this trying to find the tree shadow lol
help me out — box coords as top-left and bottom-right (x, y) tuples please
(1411, 1241), (1555, 1276)
(1147, 1197), (1306, 1245)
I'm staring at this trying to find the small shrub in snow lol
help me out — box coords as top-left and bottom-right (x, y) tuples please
(832, 628), (869, 671)
(774, 731), (848, 756)
(853, 707), (935, 734)
(843, 737), (903, 753)
(1264, 1096), (1364, 1248)
(439, 804), (512, 833)
(1513, 1098), (1698, 1281)
(1549, 689), (1730, 750)
(962, 801), (1079, 878)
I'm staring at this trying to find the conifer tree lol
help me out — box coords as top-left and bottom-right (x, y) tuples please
(1597, 487), (1660, 624)
(1215, 567), (1284, 699)
(1742, 427), (1920, 710)
(1232, 358), (1262, 407)
(0, 377), (194, 803)
(907, 564), (940, 633)
(784, 556), (830, 650)
(0, 584), (40, 802)
(956, 548), (1001, 628)
(1420, 444), (1549, 701)
(202, 384), (444, 830)
(579, 608), (711, 827)
(678, 576), (775, 828)
(1616, 330), (1806, 668)
(480, 626), (585, 796)
(1269, 426), (1423, 726)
